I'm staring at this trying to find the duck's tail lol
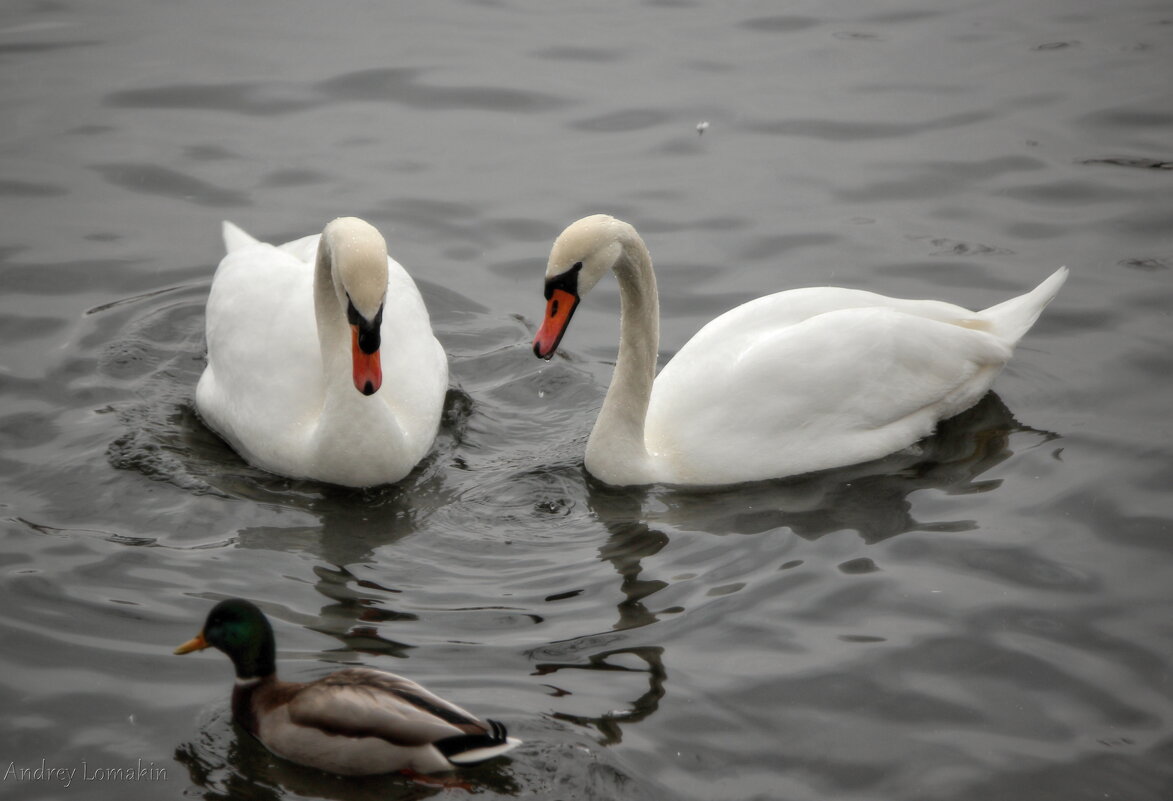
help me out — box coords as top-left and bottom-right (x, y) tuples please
(979, 266), (1068, 345)
(222, 221), (259, 254)
(437, 719), (522, 766)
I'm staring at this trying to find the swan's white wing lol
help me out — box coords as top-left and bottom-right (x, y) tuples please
(275, 232), (324, 262)
(222, 220), (259, 253)
(681, 286), (982, 337)
(196, 240), (323, 469)
(376, 256), (449, 456)
(646, 297), (1012, 485)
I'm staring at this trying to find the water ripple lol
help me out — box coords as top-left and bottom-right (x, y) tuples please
(745, 111), (992, 141)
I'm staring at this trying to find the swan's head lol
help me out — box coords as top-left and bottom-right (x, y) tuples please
(322, 217), (389, 396)
(533, 214), (634, 359)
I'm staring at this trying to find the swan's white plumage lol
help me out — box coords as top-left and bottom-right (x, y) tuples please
(536, 215), (1067, 487)
(196, 219), (448, 487)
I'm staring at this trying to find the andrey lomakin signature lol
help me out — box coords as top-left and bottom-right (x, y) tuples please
(2, 759), (167, 789)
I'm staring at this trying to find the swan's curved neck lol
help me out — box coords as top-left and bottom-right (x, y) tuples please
(310, 232), (404, 457)
(314, 235), (346, 376)
(586, 234), (660, 483)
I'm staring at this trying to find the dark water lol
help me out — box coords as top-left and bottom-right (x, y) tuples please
(2, 1), (1172, 799)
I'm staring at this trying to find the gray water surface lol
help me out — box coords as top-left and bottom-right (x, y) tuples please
(2, 1), (1172, 799)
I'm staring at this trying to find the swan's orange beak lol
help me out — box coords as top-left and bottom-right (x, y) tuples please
(533, 288), (579, 360)
(351, 325), (382, 396)
(174, 631), (210, 655)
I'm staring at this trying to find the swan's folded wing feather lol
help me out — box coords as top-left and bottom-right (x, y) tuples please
(647, 305), (1012, 483)
(222, 220), (259, 253)
(377, 256), (450, 448)
(275, 233), (324, 262)
(196, 243), (323, 460)
(681, 287), (978, 344)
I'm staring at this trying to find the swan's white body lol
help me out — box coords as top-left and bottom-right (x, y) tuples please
(196, 218), (448, 487)
(534, 215), (1067, 487)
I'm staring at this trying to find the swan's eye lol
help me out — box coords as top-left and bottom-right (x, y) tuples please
(543, 262), (584, 301)
(346, 296), (384, 354)
(346, 297), (384, 330)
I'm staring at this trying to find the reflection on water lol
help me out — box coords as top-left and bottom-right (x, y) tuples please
(634, 391), (1048, 543)
(536, 645), (666, 747)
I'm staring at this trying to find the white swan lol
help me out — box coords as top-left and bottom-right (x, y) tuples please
(196, 217), (448, 487)
(533, 214), (1067, 487)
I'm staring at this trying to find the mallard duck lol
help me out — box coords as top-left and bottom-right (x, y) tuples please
(175, 599), (520, 776)
(533, 214), (1067, 487)
(195, 217), (448, 487)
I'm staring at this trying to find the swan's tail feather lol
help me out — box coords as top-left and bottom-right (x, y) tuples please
(979, 266), (1068, 345)
(222, 221), (259, 253)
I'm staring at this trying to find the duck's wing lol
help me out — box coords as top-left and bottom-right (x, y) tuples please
(284, 668), (493, 747)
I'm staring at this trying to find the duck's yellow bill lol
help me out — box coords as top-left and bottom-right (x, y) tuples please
(174, 632), (210, 655)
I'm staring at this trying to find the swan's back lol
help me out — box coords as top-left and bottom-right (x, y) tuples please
(645, 268), (1067, 485)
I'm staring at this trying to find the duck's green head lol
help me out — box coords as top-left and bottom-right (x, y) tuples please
(175, 598), (277, 679)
